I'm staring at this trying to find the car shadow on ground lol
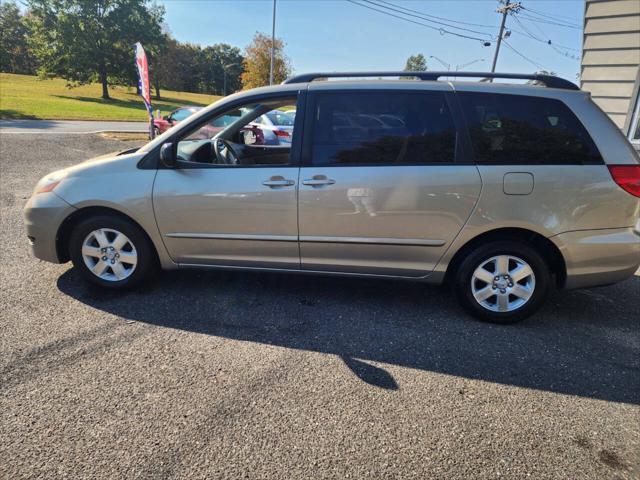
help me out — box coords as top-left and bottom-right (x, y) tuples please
(57, 268), (639, 404)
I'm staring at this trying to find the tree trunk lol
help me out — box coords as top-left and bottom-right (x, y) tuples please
(100, 69), (109, 99)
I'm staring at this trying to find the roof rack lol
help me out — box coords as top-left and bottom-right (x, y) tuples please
(283, 71), (580, 91)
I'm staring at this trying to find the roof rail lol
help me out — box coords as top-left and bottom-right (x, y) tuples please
(283, 71), (580, 90)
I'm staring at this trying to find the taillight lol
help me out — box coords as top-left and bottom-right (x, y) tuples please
(608, 165), (640, 198)
(275, 130), (290, 138)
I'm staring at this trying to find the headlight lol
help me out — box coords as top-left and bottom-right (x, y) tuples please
(35, 180), (62, 194)
(34, 171), (67, 194)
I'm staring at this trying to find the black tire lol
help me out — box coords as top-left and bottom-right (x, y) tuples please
(69, 214), (155, 289)
(453, 240), (550, 324)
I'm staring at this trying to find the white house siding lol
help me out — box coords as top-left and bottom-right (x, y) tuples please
(581, 0), (640, 136)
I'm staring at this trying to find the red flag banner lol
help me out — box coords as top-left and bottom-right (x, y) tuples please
(134, 42), (152, 119)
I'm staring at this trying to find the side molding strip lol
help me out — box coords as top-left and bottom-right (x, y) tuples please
(165, 233), (298, 242)
(166, 233), (445, 247)
(300, 236), (445, 247)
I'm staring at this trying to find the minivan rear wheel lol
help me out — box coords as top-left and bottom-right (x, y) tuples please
(69, 215), (154, 289)
(454, 241), (550, 324)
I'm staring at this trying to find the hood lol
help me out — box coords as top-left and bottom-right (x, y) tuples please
(33, 149), (146, 195)
(81, 147), (141, 164)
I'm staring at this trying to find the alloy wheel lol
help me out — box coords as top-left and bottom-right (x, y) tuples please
(471, 255), (536, 313)
(81, 228), (137, 281)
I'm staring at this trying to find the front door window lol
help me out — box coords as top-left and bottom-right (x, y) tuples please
(175, 97), (297, 166)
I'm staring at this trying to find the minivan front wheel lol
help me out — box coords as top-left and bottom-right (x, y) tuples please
(69, 215), (154, 289)
(454, 241), (550, 324)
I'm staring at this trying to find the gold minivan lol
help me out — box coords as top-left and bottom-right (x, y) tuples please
(24, 72), (640, 323)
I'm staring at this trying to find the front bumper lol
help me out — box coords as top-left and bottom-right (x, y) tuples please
(23, 192), (75, 264)
(551, 227), (640, 289)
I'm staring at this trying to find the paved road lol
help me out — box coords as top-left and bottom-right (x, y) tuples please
(1, 133), (639, 479)
(0, 119), (147, 134)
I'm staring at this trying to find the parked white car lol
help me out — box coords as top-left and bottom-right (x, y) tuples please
(251, 109), (295, 145)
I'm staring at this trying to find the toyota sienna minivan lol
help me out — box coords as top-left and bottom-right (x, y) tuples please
(24, 72), (640, 323)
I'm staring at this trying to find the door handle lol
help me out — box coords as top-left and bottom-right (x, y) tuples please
(302, 176), (336, 187)
(262, 177), (295, 188)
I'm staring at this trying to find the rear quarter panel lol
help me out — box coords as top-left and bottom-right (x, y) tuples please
(432, 164), (640, 278)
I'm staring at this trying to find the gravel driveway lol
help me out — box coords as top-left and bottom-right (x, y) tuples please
(1, 133), (638, 479)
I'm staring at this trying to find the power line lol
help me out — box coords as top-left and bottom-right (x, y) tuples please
(502, 39), (548, 71)
(345, 0), (491, 43)
(550, 43), (580, 61)
(376, 0), (496, 29)
(520, 14), (581, 30)
(519, 11), (581, 29)
(362, 0), (494, 36)
(511, 15), (581, 59)
(525, 5), (580, 22)
(348, 0), (577, 75)
(514, 15), (580, 50)
(521, 6), (581, 26)
(512, 15), (545, 41)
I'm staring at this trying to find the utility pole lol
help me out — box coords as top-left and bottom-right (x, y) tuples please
(269, 0), (276, 85)
(490, 0), (520, 73)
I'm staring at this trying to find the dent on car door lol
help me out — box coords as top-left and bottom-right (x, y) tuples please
(298, 89), (481, 277)
(152, 93), (304, 269)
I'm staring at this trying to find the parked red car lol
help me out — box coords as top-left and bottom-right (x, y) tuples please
(153, 106), (202, 135)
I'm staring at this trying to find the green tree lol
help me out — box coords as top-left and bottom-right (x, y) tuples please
(153, 37), (244, 97)
(175, 42), (205, 93)
(147, 37), (168, 99)
(201, 44), (244, 95)
(27, 0), (165, 99)
(0, 2), (37, 74)
(153, 36), (186, 94)
(403, 53), (428, 72)
(241, 32), (291, 90)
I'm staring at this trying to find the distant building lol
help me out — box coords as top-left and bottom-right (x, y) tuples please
(581, 0), (640, 150)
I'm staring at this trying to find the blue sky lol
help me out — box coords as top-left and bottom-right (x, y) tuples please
(159, 0), (584, 81)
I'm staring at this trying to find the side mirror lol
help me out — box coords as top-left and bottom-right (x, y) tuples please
(160, 142), (177, 168)
(242, 129), (257, 145)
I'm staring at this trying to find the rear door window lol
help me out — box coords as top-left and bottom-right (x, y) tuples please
(308, 91), (457, 166)
(458, 92), (602, 165)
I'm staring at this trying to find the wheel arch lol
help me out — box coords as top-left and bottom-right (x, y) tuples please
(56, 206), (160, 266)
(444, 227), (567, 288)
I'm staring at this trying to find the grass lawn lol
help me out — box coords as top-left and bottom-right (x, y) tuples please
(0, 73), (222, 121)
